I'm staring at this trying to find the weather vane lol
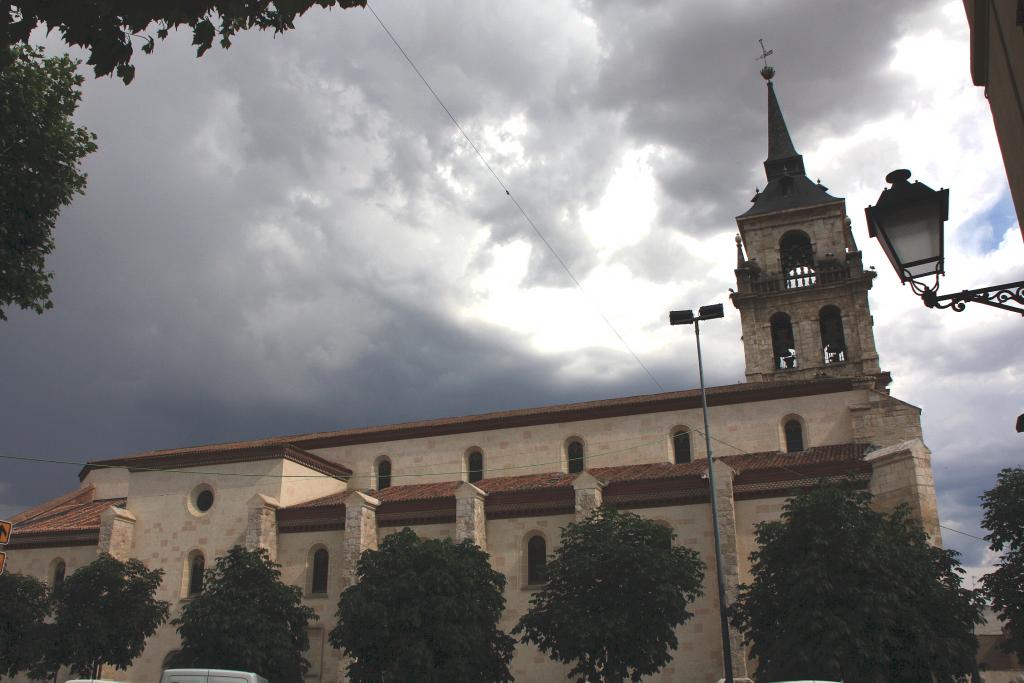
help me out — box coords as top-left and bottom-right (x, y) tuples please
(756, 38), (775, 81)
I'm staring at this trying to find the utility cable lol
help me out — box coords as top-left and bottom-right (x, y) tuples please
(939, 525), (988, 543)
(364, 1), (665, 393)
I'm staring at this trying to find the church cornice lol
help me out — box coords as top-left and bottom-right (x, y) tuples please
(78, 443), (353, 482)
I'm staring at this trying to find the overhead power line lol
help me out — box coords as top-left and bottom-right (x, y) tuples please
(365, 1), (665, 393)
(939, 525), (988, 543)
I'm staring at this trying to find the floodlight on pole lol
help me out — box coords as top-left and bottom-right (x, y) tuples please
(669, 302), (734, 683)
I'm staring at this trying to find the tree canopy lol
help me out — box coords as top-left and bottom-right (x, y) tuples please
(0, 572), (53, 678)
(981, 467), (1024, 661)
(171, 545), (317, 683)
(330, 528), (515, 683)
(1, 44), (96, 321)
(51, 553), (170, 679)
(513, 506), (705, 683)
(731, 482), (984, 683)
(4, 1), (366, 84)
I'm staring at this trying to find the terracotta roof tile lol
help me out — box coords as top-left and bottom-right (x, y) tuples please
(282, 443), (872, 510)
(10, 486), (96, 524)
(478, 471), (576, 494)
(13, 498), (127, 535)
(721, 442), (872, 473)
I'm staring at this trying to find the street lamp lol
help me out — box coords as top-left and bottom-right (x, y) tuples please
(668, 302), (735, 683)
(865, 169), (1024, 315)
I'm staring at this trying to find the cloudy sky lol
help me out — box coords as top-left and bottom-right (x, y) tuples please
(1, 0), (1020, 581)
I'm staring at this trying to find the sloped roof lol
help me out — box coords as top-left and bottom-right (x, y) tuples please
(282, 443), (873, 511)
(78, 443), (352, 481)
(11, 485), (97, 524)
(13, 498), (126, 534)
(6, 487), (128, 549)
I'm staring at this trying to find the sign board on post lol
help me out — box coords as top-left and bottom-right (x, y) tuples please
(0, 519), (11, 575)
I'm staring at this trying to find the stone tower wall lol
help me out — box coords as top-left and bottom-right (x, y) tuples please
(733, 200), (881, 383)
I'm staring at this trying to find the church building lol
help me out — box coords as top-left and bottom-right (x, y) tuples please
(5, 73), (940, 683)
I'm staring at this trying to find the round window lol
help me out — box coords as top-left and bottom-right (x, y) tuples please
(189, 485), (215, 515)
(196, 489), (214, 512)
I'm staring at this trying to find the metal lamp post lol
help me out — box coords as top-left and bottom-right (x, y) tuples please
(865, 169), (1024, 315)
(668, 302), (734, 683)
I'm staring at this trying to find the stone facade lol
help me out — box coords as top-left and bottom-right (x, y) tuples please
(245, 494), (280, 559)
(4, 383), (942, 682)
(454, 481), (488, 548)
(867, 438), (941, 541)
(708, 459), (750, 681)
(572, 470), (604, 520)
(97, 505), (136, 560)
(732, 201), (883, 384)
(341, 491), (379, 588)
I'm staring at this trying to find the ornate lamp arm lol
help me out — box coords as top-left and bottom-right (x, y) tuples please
(916, 280), (1024, 315)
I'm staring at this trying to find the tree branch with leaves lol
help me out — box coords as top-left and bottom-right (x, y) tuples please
(514, 506), (705, 683)
(731, 482), (984, 683)
(4, 1), (366, 84)
(330, 528), (515, 683)
(981, 467), (1024, 662)
(171, 546), (317, 683)
(1, 44), (96, 321)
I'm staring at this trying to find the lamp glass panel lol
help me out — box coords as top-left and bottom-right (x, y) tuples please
(883, 203), (943, 277)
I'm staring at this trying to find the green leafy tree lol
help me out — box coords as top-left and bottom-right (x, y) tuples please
(330, 528), (515, 683)
(52, 553), (170, 679)
(171, 546), (317, 683)
(4, 1), (365, 84)
(1, 44), (97, 321)
(731, 482), (984, 683)
(981, 467), (1024, 660)
(514, 506), (706, 683)
(0, 572), (52, 678)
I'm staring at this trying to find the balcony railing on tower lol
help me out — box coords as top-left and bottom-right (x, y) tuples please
(750, 261), (851, 293)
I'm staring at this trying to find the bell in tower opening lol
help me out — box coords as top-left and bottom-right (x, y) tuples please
(730, 64), (887, 388)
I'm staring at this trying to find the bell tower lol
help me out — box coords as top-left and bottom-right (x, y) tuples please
(730, 68), (885, 386)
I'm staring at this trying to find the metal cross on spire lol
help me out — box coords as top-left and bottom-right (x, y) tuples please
(756, 38), (775, 80)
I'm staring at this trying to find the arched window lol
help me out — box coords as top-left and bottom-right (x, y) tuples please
(467, 450), (484, 484)
(311, 548), (329, 595)
(770, 312), (797, 369)
(784, 419), (804, 453)
(52, 559), (66, 588)
(188, 552), (205, 596)
(566, 440), (585, 474)
(672, 428), (691, 464)
(527, 535), (547, 585)
(376, 458), (392, 490)
(780, 231), (815, 288)
(819, 305), (847, 364)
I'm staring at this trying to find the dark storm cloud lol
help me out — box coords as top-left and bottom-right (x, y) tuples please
(585, 0), (938, 237)
(877, 312), (1023, 567)
(0, 11), (697, 513)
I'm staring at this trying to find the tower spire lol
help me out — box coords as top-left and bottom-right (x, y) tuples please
(762, 67), (805, 181)
(739, 45), (836, 219)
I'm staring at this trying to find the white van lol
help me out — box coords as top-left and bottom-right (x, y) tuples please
(160, 670), (269, 683)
